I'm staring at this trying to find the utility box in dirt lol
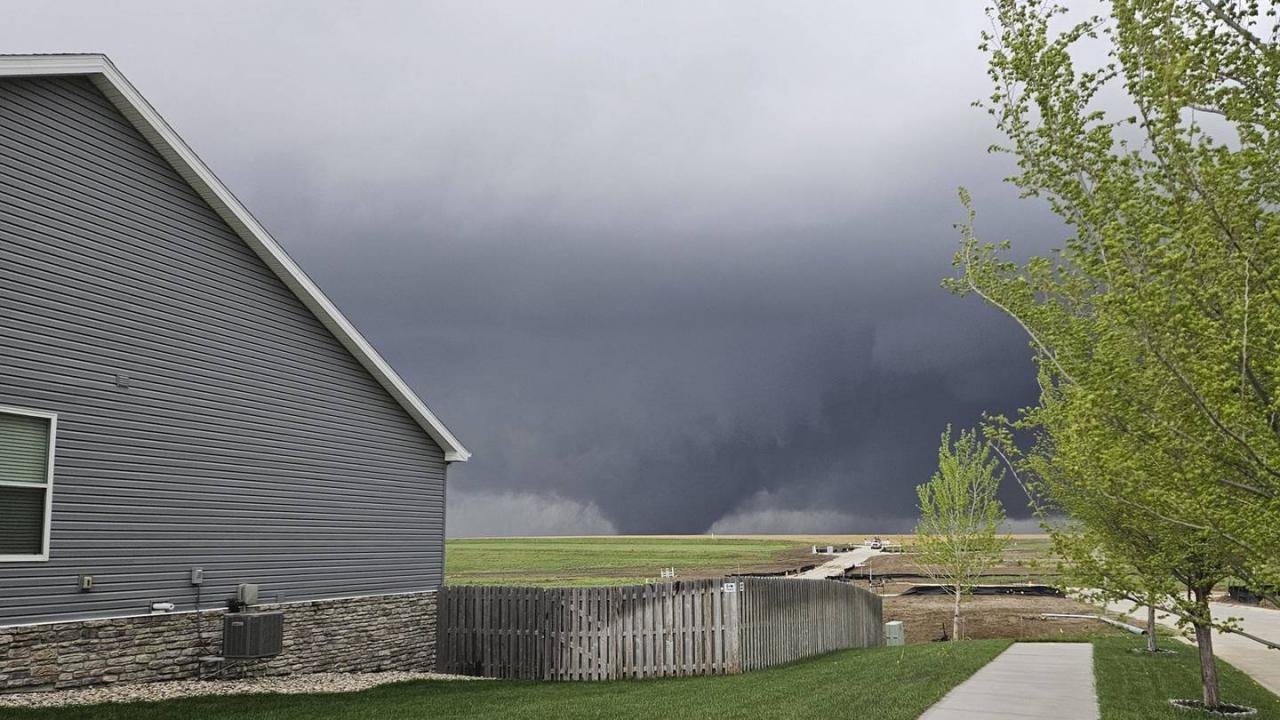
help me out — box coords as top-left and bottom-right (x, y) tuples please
(223, 612), (284, 659)
(884, 620), (905, 646)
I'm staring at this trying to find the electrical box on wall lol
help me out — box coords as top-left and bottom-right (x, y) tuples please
(190, 567), (204, 585)
(237, 583), (259, 605)
(78, 575), (93, 592)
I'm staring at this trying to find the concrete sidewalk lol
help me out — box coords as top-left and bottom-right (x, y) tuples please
(918, 643), (1099, 720)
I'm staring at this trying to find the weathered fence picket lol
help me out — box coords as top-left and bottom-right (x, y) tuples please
(736, 578), (881, 671)
(435, 576), (880, 680)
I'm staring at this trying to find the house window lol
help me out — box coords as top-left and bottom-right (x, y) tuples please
(0, 407), (56, 561)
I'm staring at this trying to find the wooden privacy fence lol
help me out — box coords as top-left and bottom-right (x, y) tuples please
(738, 577), (882, 671)
(436, 577), (881, 681)
(435, 579), (739, 680)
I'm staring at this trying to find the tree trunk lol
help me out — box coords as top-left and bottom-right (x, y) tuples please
(1146, 603), (1158, 653)
(952, 585), (962, 641)
(1192, 587), (1221, 709)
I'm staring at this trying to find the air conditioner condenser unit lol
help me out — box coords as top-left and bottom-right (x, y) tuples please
(223, 612), (284, 659)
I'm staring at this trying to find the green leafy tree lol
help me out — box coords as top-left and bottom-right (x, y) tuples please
(1000, 412), (1236, 657)
(914, 426), (1012, 641)
(952, 0), (1280, 709)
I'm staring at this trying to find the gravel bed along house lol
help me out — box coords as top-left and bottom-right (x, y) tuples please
(0, 671), (488, 709)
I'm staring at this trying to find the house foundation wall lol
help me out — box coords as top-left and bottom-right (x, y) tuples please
(0, 591), (437, 692)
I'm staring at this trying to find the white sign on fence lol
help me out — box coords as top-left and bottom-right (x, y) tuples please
(722, 581), (738, 593)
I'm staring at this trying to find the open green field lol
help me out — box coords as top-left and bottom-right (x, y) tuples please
(446, 534), (1060, 588)
(444, 536), (816, 586)
(0, 640), (1012, 720)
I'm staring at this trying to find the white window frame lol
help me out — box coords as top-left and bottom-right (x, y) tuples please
(0, 405), (57, 562)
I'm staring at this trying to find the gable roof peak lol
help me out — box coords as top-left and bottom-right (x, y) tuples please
(0, 53), (469, 462)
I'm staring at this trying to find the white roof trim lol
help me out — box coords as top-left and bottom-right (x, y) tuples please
(0, 54), (470, 462)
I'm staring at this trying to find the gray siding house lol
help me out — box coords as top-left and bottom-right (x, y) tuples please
(0, 54), (468, 690)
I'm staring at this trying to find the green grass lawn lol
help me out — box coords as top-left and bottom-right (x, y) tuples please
(1093, 635), (1280, 719)
(445, 537), (811, 586)
(7, 635), (1279, 719)
(0, 641), (1011, 720)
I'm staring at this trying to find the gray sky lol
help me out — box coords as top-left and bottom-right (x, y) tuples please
(4, 1), (1067, 535)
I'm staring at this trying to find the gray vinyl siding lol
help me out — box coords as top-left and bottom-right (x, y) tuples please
(0, 75), (448, 626)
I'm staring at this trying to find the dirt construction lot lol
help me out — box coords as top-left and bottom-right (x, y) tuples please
(884, 594), (1111, 643)
(850, 537), (1061, 592)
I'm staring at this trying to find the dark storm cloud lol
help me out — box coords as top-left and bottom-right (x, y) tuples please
(3, 1), (1067, 534)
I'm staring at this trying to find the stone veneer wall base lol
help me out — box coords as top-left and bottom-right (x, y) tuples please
(0, 591), (437, 692)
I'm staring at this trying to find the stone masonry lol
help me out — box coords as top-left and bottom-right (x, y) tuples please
(0, 591), (437, 693)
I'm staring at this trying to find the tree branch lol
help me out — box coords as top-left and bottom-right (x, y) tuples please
(1093, 488), (1260, 557)
(1198, 0), (1272, 53)
(960, 249), (1078, 385)
(1111, 589), (1280, 651)
(1144, 339), (1280, 482)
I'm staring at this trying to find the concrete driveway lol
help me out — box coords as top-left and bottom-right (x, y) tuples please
(1110, 600), (1280, 695)
(793, 547), (881, 580)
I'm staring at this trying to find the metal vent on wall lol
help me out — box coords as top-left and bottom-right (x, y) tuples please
(223, 612), (284, 659)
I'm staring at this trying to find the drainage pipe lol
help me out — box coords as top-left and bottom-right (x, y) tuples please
(1039, 613), (1147, 635)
